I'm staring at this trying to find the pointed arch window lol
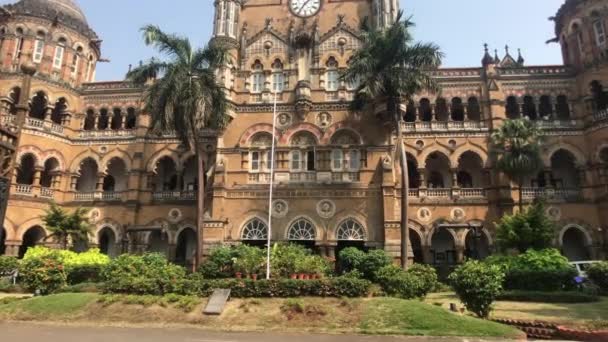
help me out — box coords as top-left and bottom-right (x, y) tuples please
(271, 59), (285, 92)
(251, 61), (265, 93)
(53, 37), (66, 69)
(337, 219), (366, 241)
(326, 57), (339, 91)
(288, 219), (316, 241)
(242, 218), (268, 241)
(33, 31), (45, 63)
(71, 46), (83, 77)
(14, 27), (24, 61)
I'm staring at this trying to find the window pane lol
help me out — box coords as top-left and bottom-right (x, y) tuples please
(332, 150), (343, 170)
(349, 150), (360, 170)
(327, 71), (338, 91)
(251, 152), (259, 171)
(53, 46), (64, 69)
(291, 151), (300, 170)
(307, 151), (315, 171)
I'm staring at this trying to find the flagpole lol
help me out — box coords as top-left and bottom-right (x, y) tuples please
(266, 90), (278, 280)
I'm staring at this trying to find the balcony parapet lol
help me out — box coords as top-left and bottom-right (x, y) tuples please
(521, 187), (582, 201)
(401, 120), (488, 134)
(152, 191), (196, 201)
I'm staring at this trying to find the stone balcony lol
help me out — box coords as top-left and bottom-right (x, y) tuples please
(521, 187), (582, 201)
(77, 129), (136, 139)
(401, 120), (488, 133)
(152, 191), (196, 201)
(72, 191), (127, 202)
(408, 188), (487, 201)
(247, 172), (361, 185)
(13, 185), (55, 199)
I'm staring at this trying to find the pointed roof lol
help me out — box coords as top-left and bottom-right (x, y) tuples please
(481, 43), (494, 67)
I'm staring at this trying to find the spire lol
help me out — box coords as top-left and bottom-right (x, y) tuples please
(494, 49), (500, 64)
(482, 43), (494, 67)
(517, 48), (525, 66)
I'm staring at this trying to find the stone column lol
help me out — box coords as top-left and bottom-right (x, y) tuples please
(107, 115), (114, 130)
(422, 245), (432, 264)
(455, 245), (465, 264)
(430, 104), (436, 121)
(44, 106), (53, 121)
(447, 104), (453, 121)
(96, 173), (105, 191)
(70, 175), (78, 190)
(121, 112), (127, 129)
(463, 103), (469, 121)
(33, 167), (43, 185)
(326, 245), (336, 260)
(544, 169), (554, 188)
(451, 168), (459, 188)
(94, 113), (100, 130)
(418, 168), (426, 188)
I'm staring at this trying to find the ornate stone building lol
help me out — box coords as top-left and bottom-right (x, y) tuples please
(0, 0), (607, 267)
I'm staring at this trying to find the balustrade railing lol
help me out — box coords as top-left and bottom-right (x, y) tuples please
(460, 188), (486, 198)
(152, 191), (196, 201)
(292, 172), (317, 182)
(401, 120), (487, 133)
(40, 187), (54, 198)
(522, 187), (582, 200)
(25, 117), (44, 128)
(0, 115), (15, 126)
(74, 192), (95, 201)
(15, 184), (32, 195)
(248, 173), (271, 184)
(427, 188), (452, 198)
(101, 192), (122, 201)
(79, 129), (136, 138)
(593, 109), (608, 122)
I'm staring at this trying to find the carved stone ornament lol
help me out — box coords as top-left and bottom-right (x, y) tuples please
(450, 207), (466, 222)
(316, 199), (336, 219)
(168, 208), (183, 223)
(546, 206), (561, 221)
(277, 113), (292, 128)
(417, 207), (432, 223)
(382, 155), (393, 170)
(317, 112), (332, 128)
(272, 199), (289, 218)
(89, 208), (101, 223)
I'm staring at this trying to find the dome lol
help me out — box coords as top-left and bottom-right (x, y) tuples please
(3, 0), (96, 38)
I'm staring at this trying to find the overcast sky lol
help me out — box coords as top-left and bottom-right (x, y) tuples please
(1, 0), (565, 81)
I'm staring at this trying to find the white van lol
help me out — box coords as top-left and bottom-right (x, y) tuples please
(569, 261), (601, 278)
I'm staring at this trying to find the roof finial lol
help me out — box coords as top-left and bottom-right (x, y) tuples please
(494, 49), (500, 64)
(505, 45), (510, 56)
(482, 43), (494, 66)
(517, 48), (525, 65)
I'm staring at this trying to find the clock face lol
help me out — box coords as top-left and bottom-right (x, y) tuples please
(289, 0), (322, 18)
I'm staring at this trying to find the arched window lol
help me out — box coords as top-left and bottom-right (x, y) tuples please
(435, 98), (449, 121)
(30, 91), (47, 120)
(72, 46), (83, 78)
(271, 59), (284, 93)
(331, 149), (343, 171)
(326, 57), (339, 91)
(522, 96), (537, 120)
(590, 81), (608, 111)
(407, 156), (420, 189)
(51, 98), (67, 125)
(250, 132), (273, 172)
(420, 98), (432, 122)
(451, 97), (464, 121)
(573, 23), (584, 57)
(85, 55), (94, 82)
(76, 158), (99, 192)
(592, 14), (606, 48)
(539, 95), (552, 119)
(556, 95), (570, 120)
(467, 97), (481, 121)
(40, 158), (59, 188)
(125, 108), (137, 129)
(98, 108), (109, 130)
(84, 109), (95, 130)
(53, 37), (66, 69)
(288, 219), (316, 240)
(506, 96), (520, 119)
(336, 219), (365, 241)
(14, 27), (24, 61)
(290, 131), (317, 172)
(33, 31), (45, 63)
(242, 218), (268, 241)
(153, 157), (178, 191)
(457, 171), (473, 188)
(104, 158), (128, 192)
(251, 60), (264, 93)
(404, 100), (416, 122)
(111, 108), (122, 130)
(16, 154), (36, 185)
(98, 227), (117, 257)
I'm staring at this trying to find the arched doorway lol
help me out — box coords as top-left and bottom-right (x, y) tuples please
(98, 227), (117, 257)
(465, 229), (490, 260)
(287, 218), (316, 250)
(410, 229), (423, 264)
(148, 230), (169, 256)
(336, 219), (367, 260)
(431, 228), (456, 265)
(561, 226), (590, 261)
(175, 228), (197, 267)
(19, 226), (46, 258)
(241, 218), (268, 248)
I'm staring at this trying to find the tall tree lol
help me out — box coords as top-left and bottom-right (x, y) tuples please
(491, 118), (543, 212)
(41, 202), (92, 250)
(127, 26), (230, 268)
(344, 12), (443, 269)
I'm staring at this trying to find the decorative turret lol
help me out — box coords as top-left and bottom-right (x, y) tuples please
(371, 0), (399, 29)
(212, 0), (242, 42)
(481, 43), (495, 67)
(0, 0), (101, 87)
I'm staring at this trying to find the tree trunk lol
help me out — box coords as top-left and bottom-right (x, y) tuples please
(195, 146), (206, 271)
(518, 176), (524, 213)
(395, 111), (410, 270)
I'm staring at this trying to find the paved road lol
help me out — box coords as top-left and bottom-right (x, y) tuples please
(0, 322), (519, 342)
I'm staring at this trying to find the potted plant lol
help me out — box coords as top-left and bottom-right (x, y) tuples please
(239, 246), (264, 281)
(232, 257), (244, 279)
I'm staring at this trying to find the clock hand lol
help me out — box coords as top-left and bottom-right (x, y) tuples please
(298, 0), (313, 14)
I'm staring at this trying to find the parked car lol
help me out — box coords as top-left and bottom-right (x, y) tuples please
(569, 261), (601, 278)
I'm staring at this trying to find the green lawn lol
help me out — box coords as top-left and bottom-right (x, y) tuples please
(0, 293), (98, 318)
(0, 293), (522, 338)
(426, 292), (608, 328)
(360, 297), (521, 338)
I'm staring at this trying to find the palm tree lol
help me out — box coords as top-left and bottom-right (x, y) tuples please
(127, 25), (230, 268)
(344, 12), (443, 269)
(42, 202), (92, 250)
(491, 118), (543, 212)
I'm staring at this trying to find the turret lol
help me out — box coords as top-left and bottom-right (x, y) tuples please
(372, 0), (399, 29)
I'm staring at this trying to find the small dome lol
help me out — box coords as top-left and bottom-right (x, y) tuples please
(3, 0), (95, 38)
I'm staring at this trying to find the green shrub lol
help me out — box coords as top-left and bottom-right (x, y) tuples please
(407, 264), (439, 294)
(198, 246), (240, 279)
(0, 256), (18, 275)
(101, 253), (187, 295)
(485, 249), (577, 291)
(338, 248), (391, 281)
(374, 265), (427, 299)
(19, 249), (67, 294)
(56, 282), (101, 293)
(587, 262), (608, 294)
(21, 247), (110, 285)
(496, 290), (600, 303)
(233, 245), (265, 276)
(195, 277), (370, 298)
(449, 261), (505, 318)
(495, 201), (555, 253)
(269, 243), (312, 278)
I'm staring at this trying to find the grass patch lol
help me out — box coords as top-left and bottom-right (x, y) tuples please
(360, 297), (521, 338)
(0, 293), (98, 318)
(426, 292), (608, 329)
(497, 290), (600, 303)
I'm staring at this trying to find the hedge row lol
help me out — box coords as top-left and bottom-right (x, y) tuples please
(503, 269), (578, 292)
(497, 290), (600, 303)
